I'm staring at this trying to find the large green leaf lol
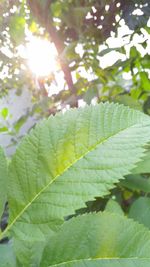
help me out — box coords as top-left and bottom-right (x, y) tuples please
(0, 147), (7, 218)
(41, 212), (150, 266)
(3, 103), (150, 241)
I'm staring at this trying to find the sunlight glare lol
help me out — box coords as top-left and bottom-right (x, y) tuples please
(26, 37), (58, 77)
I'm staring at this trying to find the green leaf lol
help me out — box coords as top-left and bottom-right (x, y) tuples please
(71, 7), (90, 28)
(140, 72), (150, 91)
(99, 48), (120, 57)
(83, 87), (98, 105)
(129, 197), (150, 229)
(120, 174), (150, 193)
(114, 95), (142, 111)
(1, 107), (9, 119)
(41, 212), (150, 266)
(3, 103), (150, 241)
(0, 147), (7, 218)
(0, 243), (16, 267)
(132, 150), (150, 174)
(14, 115), (28, 133)
(14, 239), (44, 267)
(9, 16), (25, 45)
(105, 199), (124, 215)
(0, 127), (8, 133)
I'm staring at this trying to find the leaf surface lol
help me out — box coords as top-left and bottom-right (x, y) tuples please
(14, 239), (44, 267)
(132, 149), (150, 174)
(41, 212), (150, 266)
(105, 199), (124, 215)
(0, 243), (16, 267)
(0, 147), (7, 218)
(4, 103), (150, 240)
(49, 259), (150, 267)
(121, 174), (150, 192)
(129, 197), (150, 229)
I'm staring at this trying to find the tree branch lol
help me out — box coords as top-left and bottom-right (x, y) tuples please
(27, 0), (77, 106)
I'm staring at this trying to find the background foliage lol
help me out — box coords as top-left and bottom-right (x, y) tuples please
(0, 1), (150, 155)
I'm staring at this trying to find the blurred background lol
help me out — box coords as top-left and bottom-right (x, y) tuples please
(0, 0), (150, 156)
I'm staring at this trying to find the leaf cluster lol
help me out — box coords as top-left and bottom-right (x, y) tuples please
(1, 103), (150, 266)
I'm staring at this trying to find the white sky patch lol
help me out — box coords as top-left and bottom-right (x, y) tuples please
(72, 66), (96, 83)
(99, 51), (126, 69)
(132, 9), (144, 16)
(122, 72), (132, 80)
(17, 44), (26, 58)
(106, 36), (128, 48)
(78, 99), (86, 107)
(48, 71), (65, 97)
(86, 12), (93, 19)
(75, 43), (84, 58)
(106, 25), (133, 48)
(125, 30), (150, 58)
(0, 65), (10, 79)
(1, 46), (13, 58)
(132, 32), (146, 44)
(98, 44), (108, 53)
(117, 24), (133, 37)
(136, 44), (146, 56)
(91, 97), (98, 105)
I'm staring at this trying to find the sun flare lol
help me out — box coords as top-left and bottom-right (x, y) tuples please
(26, 37), (58, 77)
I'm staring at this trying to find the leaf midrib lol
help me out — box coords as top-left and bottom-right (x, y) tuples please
(1, 120), (148, 238)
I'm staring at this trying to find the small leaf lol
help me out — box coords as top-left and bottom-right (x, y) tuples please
(140, 72), (150, 91)
(105, 199), (124, 215)
(1, 108), (9, 119)
(99, 48), (120, 57)
(120, 174), (150, 193)
(14, 115), (28, 133)
(129, 197), (150, 229)
(0, 127), (8, 133)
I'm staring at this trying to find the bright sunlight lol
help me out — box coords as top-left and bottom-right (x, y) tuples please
(26, 36), (58, 77)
